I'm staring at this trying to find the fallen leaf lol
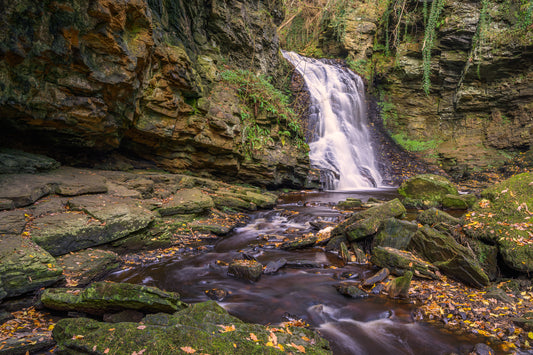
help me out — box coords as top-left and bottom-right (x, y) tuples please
(104, 349), (110, 354)
(249, 333), (258, 342)
(180, 346), (196, 353)
(137, 325), (146, 330)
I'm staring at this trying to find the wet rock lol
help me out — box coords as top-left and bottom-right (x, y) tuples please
(512, 312), (533, 331)
(337, 198), (362, 209)
(52, 301), (331, 354)
(335, 283), (369, 299)
(56, 249), (120, 287)
(398, 174), (458, 208)
(339, 242), (350, 263)
(41, 282), (185, 315)
(0, 149), (60, 174)
(409, 226), (489, 288)
(483, 287), (514, 304)
(345, 216), (382, 241)
(103, 310), (144, 323)
(263, 258), (287, 274)
(205, 288), (228, 301)
(158, 188), (214, 216)
(371, 246), (440, 279)
(471, 343), (496, 355)
(31, 202), (155, 256)
(325, 235), (347, 251)
(0, 235), (63, 300)
(372, 218), (418, 250)
(281, 234), (318, 250)
(386, 271), (412, 298)
(227, 259), (263, 282)
(0, 333), (55, 355)
(417, 208), (461, 227)
(362, 268), (390, 287)
(286, 260), (325, 268)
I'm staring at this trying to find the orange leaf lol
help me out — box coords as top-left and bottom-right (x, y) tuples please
(180, 346), (196, 354)
(104, 349), (110, 354)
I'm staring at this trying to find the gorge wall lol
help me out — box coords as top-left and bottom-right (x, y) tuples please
(0, 0), (311, 187)
(281, 0), (533, 180)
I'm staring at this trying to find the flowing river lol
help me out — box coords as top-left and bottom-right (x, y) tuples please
(106, 190), (495, 354)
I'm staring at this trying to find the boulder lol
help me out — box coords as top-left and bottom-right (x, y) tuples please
(41, 282), (185, 315)
(227, 259), (263, 282)
(56, 249), (120, 287)
(417, 208), (461, 227)
(158, 188), (214, 216)
(335, 283), (368, 299)
(263, 258), (287, 274)
(469, 239), (499, 281)
(350, 244), (368, 264)
(371, 246), (440, 279)
(512, 312), (533, 331)
(337, 198), (363, 209)
(0, 333), (55, 355)
(372, 218), (418, 250)
(281, 234), (318, 250)
(30, 203), (154, 256)
(52, 301), (331, 354)
(0, 235), (63, 300)
(441, 194), (476, 210)
(332, 198), (406, 240)
(386, 271), (412, 298)
(409, 226), (489, 288)
(398, 174), (458, 208)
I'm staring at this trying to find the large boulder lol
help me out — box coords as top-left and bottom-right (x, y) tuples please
(371, 246), (440, 279)
(0, 235), (63, 300)
(417, 208), (461, 227)
(52, 301), (331, 354)
(409, 226), (489, 288)
(30, 202), (155, 256)
(372, 218), (418, 250)
(332, 198), (406, 240)
(41, 282), (185, 315)
(463, 172), (533, 273)
(398, 174), (458, 208)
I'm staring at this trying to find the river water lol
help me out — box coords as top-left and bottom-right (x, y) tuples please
(106, 190), (493, 354)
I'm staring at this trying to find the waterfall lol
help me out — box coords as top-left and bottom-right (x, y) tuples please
(283, 51), (383, 190)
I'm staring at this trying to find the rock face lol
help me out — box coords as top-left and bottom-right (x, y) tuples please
(52, 301), (331, 354)
(0, 0), (311, 188)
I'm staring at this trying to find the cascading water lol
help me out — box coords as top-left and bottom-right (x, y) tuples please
(283, 51), (383, 190)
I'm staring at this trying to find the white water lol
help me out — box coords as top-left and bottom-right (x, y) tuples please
(282, 51), (383, 190)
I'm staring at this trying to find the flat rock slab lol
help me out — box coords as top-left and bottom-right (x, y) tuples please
(0, 167), (108, 208)
(52, 301), (331, 354)
(362, 268), (390, 287)
(30, 202), (155, 256)
(0, 235), (63, 300)
(56, 249), (120, 287)
(0, 149), (60, 174)
(0, 210), (28, 234)
(158, 188), (214, 216)
(41, 282), (185, 315)
(0, 333), (55, 355)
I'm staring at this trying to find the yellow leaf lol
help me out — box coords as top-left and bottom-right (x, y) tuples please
(180, 346), (196, 354)
(290, 343), (306, 353)
(218, 324), (236, 333)
(528, 332), (533, 340)
(249, 333), (259, 342)
(48, 324), (55, 331)
(72, 335), (84, 340)
(266, 341), (274, 347)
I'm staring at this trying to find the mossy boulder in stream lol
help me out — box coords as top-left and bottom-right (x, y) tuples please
(41, 282), (185, 315)
(371, 246), (440, 279)
(228, 259), (263, 282)
(409, 226), (489, 288)
(398, 174), (458, 208)
(372, 218), (418, 250)
(52, 301), (332, 354)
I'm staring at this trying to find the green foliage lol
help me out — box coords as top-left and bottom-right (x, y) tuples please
(220, 69), (306, 156)
(346, 58), (370, 80)
(422, 0), (445, 94)
(391, 133), (441, 152)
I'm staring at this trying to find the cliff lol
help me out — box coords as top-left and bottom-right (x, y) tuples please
(0, 0), (311, 187)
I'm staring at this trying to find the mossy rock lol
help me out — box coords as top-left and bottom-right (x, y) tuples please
(227, 259), (263, 282)
(0, 149), (60, 174)
(371, 246), (440, 279)
(463, 172), (533, 272)
(56, 249), (120, 287)
(0, 235), (64, 300)
(52, 301), (332, 354)
(335, 283), (368, 299)
(398, 174), (458, 207)
(441, 194), (476, 210)
(417, 208), (461, 227)
(469, 239), (499, 281)
(387, 271), (412, 298)
(372, 218), (418, 250)
(332, 198), (406, 239)
(409, 226), (489, 288)
(41, 282), (185, 315)
(158, 188), (214, 216)
(337, 198), (362, 209)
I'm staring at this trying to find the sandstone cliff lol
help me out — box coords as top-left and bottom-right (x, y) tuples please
(0, 0), (311, 187)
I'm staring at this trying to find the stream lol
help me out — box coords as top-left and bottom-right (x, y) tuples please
(106, 190), (494, 354)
